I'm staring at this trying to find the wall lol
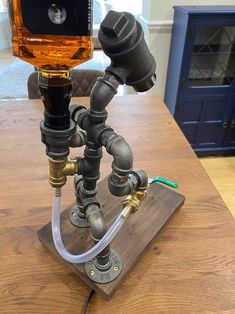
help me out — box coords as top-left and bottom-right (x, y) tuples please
(0, 11), (10, 50)
(140, 0), (235, 98)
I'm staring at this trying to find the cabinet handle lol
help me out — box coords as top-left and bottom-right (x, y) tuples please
(222, 120), (229, 128)
(231, 120), (235, 128)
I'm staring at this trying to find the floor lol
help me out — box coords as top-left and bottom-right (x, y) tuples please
(200, 157), (235, 218)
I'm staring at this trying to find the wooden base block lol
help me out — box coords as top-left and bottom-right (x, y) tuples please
(37, 179), (185, 300)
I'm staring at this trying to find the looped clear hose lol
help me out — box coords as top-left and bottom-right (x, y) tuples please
(52, 189), (126, 264)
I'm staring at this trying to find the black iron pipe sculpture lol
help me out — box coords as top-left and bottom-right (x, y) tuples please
(39, 10), (156, 283)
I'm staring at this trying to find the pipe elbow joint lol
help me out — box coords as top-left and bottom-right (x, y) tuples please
(90, 74), (120, 113)
(86, 204), (107, 240)
(108, 170), (148, 197)
(69, 105), (88, 130)
(108, 174), (135, 197)
(69, 130), (86, 148)
(131, 169), (149, 190)
(107, 136), (133, 175)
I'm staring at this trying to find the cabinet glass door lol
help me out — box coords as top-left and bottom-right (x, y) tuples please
(188, 26), (235, 87)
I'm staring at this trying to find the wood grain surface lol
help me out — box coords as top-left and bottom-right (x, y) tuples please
(1, 95), (235, 313)
(38, 179), (185, 300)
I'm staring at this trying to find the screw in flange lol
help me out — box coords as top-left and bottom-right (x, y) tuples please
(85, 250), (122, 283)
(69, 206), (89, 228)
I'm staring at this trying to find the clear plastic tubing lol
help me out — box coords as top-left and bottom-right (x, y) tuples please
(52, 190), (126, 264)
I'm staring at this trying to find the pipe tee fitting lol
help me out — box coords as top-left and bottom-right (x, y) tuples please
(48, 157), (79, 188)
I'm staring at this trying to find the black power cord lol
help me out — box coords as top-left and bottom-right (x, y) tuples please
(82, 289), (95, 314)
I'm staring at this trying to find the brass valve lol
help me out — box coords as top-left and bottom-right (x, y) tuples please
(48, 157), (79, 188)
(122, 189), (148, 218)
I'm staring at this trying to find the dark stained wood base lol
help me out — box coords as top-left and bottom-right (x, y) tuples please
(37, 179), (185, 300)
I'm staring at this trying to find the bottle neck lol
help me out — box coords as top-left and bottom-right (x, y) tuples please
(39, 70), (71, 80)
(39, 70), (72, 130)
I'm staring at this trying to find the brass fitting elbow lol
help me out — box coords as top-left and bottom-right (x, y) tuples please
(48, 157), (79, 188)
(122, 189), (148, 218)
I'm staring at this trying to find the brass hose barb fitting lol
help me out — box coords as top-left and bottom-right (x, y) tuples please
(48, 157), (79, 188)
(122, 189), (148, 218)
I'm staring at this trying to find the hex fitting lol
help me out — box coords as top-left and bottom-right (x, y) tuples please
(122, 189), (148, 217)
(48, 157), (79, 188)
(40, 120), (76, 160)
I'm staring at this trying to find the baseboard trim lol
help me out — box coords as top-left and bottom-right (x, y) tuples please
(195, 147), (235, 157)
(138, 16), (173, 32)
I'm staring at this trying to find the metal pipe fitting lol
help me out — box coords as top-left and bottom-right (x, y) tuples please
(108, 136), (133, 176)
(86, 204), (110, 267)
(40, 120), (76, 160)
(69, 130), (87, 148)
(131, 169), (149, 191)
(99, 11), (156, 92)
(70, 105), (89, 131)
(48, 157), (79, 188)
(122, 189), (148, 217)
(86, 204), (108, 240)
(108, 172), (135, 197)
(90, 73), (120, 113)
(108, 169), (149, 197)
(101, 131), (133, 175)
(100, 129), (134, 196)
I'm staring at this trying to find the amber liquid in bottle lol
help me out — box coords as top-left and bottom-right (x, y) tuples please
(8, 0), (93, 74)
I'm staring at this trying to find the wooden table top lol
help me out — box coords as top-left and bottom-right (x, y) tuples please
(0, 95), (235, 314)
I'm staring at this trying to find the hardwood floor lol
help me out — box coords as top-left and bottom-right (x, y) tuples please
(200, 157), (235, 218)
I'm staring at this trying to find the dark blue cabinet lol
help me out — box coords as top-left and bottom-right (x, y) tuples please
(165, 6), (235, 156)
(224, 100), (235, 146)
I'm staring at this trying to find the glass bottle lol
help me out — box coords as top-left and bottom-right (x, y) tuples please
(7, 0), (93, 77)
